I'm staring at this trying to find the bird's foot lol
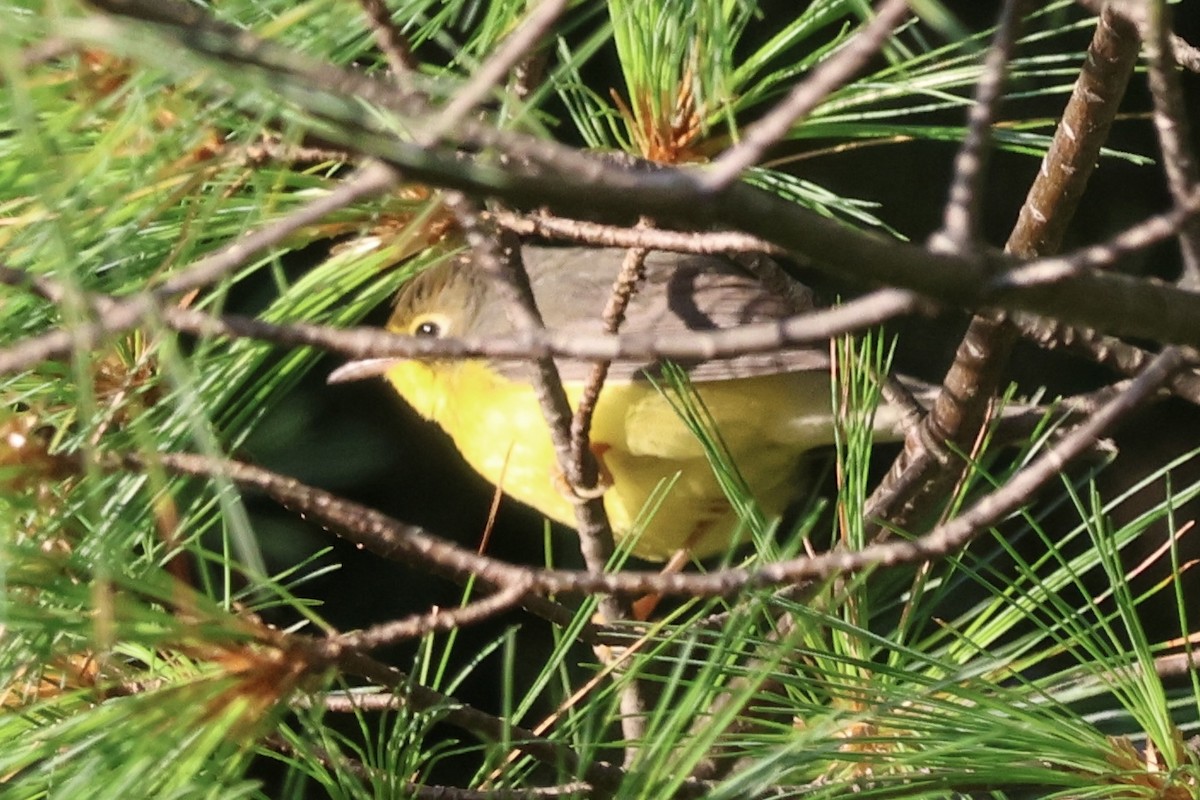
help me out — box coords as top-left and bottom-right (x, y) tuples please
(555, 442), (614, 503)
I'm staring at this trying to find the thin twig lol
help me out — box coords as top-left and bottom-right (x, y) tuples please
(1015, 178), (1200, 407)
(262, 732), (371, 782)
(82, 0), (429, 117)
(0, 263), (921, 379)
(399, 784), (595, 800)
(15, 244), (1200, 418)
(342, 85), (1200, 352)
(857, 348), (1188, 579)
(494, 209), (786, 256)
(356, 0), (418, 78)
(109, 452), (613, 642)
(1018, 184), (1200, 274)
(238, 138), (355, 166)
(1152, 649), (1200, 679)
(205, 288), (925, 368)
(567, 220), (652, 494)
(1021, 324), (1200, 406)
(932, 0), (1023, 252)
(329, 581), (530, 650)
(423, 0), (567, 144)
(700, 0), (913, 190)
(1143, 2), (1200, 289)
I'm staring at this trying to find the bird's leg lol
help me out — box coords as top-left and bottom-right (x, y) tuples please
(554, 442), (613, 501)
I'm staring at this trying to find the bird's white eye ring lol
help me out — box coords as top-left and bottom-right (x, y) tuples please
(410, 313), (449, 338)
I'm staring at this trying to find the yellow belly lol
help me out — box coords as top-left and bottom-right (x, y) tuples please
(385, 360), (834, 561)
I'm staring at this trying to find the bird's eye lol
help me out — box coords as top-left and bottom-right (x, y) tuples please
(411, 316), (444, 337)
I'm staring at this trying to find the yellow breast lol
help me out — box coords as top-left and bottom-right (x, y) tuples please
(385, 359), (833, 561)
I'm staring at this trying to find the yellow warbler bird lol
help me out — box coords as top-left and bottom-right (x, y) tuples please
(331, 245), (888, 562)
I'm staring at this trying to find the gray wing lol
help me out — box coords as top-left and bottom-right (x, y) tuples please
(485, 246), (831, 383)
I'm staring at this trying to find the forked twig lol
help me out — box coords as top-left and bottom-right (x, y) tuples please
(566, 219), (652, 494)
(868, 4), (1137, 530)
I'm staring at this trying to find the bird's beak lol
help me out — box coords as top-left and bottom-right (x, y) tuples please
(326, 357), (401, 384)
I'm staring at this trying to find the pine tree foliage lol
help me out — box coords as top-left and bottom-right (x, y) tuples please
(1, 1), (1197, 798)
